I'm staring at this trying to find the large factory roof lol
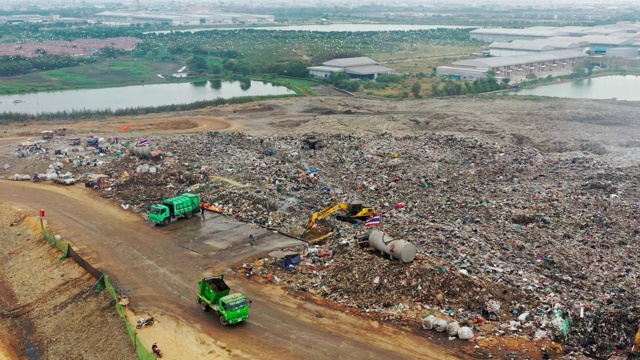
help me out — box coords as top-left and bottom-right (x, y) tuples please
(323, 57), (379, 67)
(344, 65), (394, 75)
(490, 37), (590, 51)
(579, 35), (635, 45)
(453, 50), (587, 69)
(471, 23), (640, 39)
(470, 27), (571, 37)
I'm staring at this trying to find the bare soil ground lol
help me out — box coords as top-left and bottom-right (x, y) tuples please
(0, 205), (135, 360)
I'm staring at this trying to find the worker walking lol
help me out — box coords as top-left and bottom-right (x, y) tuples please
(249, 233), (255, 246)
(200, 203), (206, 220)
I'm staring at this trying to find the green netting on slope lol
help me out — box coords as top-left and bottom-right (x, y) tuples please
(39, 227), (155, 360)
(136, 337), (157, 360)
(42, 228), (69, 259)
(104, 274), (155, 360)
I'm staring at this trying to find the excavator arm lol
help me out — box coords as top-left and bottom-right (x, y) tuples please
(302, 203), (349, 238)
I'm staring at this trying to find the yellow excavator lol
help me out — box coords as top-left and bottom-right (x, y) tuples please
(301, 201), (376, 239)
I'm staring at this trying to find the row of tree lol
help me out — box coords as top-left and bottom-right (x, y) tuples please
(432, 74), (510, 96)
(0, 55), (94, 76)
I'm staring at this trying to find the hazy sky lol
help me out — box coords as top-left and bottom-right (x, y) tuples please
(4, 0), (640, 8)
(7, 0), (640, 4)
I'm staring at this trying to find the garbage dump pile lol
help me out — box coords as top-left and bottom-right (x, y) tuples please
(1, 135), (126, 183)
(101, 131), (640, 357)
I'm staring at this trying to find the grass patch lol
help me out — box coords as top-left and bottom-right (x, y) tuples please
(263, 77), (318, 96)
(0, 59), (183, 95)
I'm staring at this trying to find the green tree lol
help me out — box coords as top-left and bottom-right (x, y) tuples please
(411, 82), (421, 98)
(586, 62), (594, 76)
(431, 78), (442, 96)
(572, 64), (586, 77)
(222, 59), (239, 72)
(464, 81), (475, 94)
(376, 73), (403, 83)
(211, 64), (222, 75)
(284, 61), (310, 77)
(187, 55), (208, 73)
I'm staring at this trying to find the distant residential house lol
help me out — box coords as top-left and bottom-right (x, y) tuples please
(307, 57), (394, 80)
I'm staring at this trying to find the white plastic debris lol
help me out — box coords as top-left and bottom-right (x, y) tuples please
(434, 319), (448, 332)
(458, 327), (474, 340)
(447, 321), (461, 336)
(421, 315), (436, 330)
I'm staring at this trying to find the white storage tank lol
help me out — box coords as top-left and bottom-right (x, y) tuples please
(132, 146), (152, 158)
(368, 230), (416, 263)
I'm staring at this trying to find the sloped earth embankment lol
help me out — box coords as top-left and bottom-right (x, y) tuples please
(0, 205), (135, 360)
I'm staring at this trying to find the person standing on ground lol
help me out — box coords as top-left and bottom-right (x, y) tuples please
(200, 203), (206, 220)
(249, 233), (255, 246)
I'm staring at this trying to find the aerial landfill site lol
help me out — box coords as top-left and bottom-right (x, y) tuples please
(2, 96), (640, 359)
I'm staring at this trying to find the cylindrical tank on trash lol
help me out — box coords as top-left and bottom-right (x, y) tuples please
(132, 146), (152, 158)
(368, 230), (416, 263)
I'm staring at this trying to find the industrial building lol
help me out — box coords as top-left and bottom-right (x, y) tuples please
(606, 47), (639, 59)
(436, 50), (588, 83)
(489, 37), (589, 57)
(94, 11), (274, 26)
(578, 35), (636, 53)
(479, 23), (640, 59)
(0, 14), (84, 24)
(470, 23), (640, 43)
(307, 57), (394, 80)
(470, 26), (585, 42)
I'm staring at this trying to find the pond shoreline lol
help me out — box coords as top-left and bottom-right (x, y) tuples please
(0, 80), (296, 115)
(501, 73), (640, 101)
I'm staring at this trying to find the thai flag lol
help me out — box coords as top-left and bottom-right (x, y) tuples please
(138, 138), (149, 146)
(365, 215), (381, 227)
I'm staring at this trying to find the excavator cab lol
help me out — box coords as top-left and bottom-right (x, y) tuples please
(303, 201), (376, 239)
(347, 202), (375, 218)
(347, 202), (365, 216)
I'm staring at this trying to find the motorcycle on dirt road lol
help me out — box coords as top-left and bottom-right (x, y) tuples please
(136, 316), (154, 329)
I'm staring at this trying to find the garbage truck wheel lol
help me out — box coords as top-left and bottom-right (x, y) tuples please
(200, 300), (210, 312)
(163, 218), (170, 226)
(186, 211), (193, 219)
(219, 316), (228, 326)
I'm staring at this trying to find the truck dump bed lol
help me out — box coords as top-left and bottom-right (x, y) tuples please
(198, 276), (231, 305)
(205, 277), (230, 293)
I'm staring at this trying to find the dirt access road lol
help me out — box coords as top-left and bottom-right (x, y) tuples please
(0, 180), (462, 360)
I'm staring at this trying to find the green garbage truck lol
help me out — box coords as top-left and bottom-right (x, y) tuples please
(149, 193), (200, 226)
(197, 276), (251, 326)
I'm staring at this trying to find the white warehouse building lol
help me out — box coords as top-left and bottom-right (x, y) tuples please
(489, 37), (590, 57)
(437, 50), (588, 83)
(308, 57), (394, 80)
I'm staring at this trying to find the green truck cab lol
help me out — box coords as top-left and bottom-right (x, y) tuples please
(197, 276), (251, 326)
(149, 193), (200, 226)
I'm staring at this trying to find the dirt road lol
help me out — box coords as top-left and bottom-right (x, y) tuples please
(0, 180), (462, 360)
